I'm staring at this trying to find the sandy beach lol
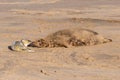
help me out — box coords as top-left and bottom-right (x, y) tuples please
(0, 0), (120, 80)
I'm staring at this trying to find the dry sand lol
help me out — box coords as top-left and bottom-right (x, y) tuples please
(0, 0), (120, 80)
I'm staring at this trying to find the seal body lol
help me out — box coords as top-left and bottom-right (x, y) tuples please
(30, 28), (112, 48)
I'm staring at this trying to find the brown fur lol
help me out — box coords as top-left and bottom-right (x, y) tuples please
(29, 28), (112, 48)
